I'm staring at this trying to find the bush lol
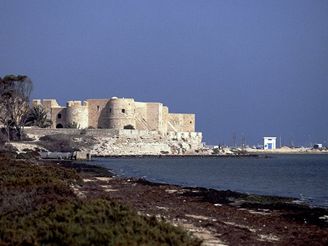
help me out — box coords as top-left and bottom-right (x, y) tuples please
(65, 122), (78, 129)
(0, 157), (201, 245)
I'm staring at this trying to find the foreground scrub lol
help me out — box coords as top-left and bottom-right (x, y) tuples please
(0, 155), (200, 245)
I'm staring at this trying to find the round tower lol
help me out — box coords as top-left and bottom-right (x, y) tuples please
(66, 101), (89, 129)
(108, 97), (136, 129)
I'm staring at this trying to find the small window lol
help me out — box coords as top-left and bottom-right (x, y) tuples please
(57, 113), (62, 119)
(97, 105), (100, 112)
(109, 108), (112, 113)
(122, 109), (125, 113)
(190, 121), (192, 124)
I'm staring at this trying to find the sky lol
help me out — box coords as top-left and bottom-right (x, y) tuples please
(0, 0), (327, 146)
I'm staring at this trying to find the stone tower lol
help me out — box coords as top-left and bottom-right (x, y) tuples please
(66, 101), (89, 129)
(108, 98), (136, 129)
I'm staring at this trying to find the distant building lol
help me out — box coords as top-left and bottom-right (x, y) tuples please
(313, 144), (323, 149)
(263, 137), (277, 150)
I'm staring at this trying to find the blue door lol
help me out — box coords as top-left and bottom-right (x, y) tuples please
(268, 143), (272, 149)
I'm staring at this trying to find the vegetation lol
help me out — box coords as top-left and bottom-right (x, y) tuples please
(65, 122), (79, 129)
(0, 75), (32, 141)
(0, 154), (200, 245)
(25, 105), (52, 128)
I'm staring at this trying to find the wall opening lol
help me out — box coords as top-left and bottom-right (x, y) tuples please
(56, 123), (63, 128)
(124, 124), (135, 130)
(57, 113), (62, 119)
(97, 105), (100, 112)
(122, 109), (125, 113)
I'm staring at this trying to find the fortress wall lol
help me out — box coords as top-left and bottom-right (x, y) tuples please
(87, 99), (110, 128)
(66, 101), (89, 129)
(108, 98), (136, 129)
(135, 102), (148, 130)
(25, 128), (202, 144)
(145, 103), (163, 132)
(32, 99), (41, 107)
(32, 99), (66, 128)
(162, 106), (169, 133)
(182, 114), (195, 132)
(168, 113), (195, 132)
(135, 102), (164, 132)
(51, 107), (66, 128)
(32, 98), (198, 134)
(39, 99), (60, 109)
(33, 99), (61, 114)
(25, 128), (119, 137)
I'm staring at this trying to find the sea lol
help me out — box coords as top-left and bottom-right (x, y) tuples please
(92, 154), (328, 208)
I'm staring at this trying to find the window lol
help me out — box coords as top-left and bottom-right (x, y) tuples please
(122, 109), (125, 113)
(57, 113), (62, 119)
(190, 121), (192, 124)
(109, 108), (112, 113)
(97, 105), (100, 112)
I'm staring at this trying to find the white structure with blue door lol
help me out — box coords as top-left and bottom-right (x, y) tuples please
(263, 137), (277, 150)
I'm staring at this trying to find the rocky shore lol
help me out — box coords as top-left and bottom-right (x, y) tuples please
(66, 161), (328, 245)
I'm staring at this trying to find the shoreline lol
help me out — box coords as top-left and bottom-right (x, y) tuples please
(73, 160), (327, 209)
(66, 160), (328, 244)
(90, 152), (328, 159)
(92, 154), (261, 158)
(1, 152), (328, 245)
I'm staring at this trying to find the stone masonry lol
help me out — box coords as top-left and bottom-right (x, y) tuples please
(32, 97), (196, 133)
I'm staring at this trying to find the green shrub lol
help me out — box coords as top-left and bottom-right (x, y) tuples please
(0, 157), (201, 245)
(0, 199), (200, 245)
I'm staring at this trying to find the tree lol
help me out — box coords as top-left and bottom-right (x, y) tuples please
(65, 122), (78, 129)
(25, 105), (52, 128)
(0, 75), (33, 140)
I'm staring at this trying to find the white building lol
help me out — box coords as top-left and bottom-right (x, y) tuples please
(263, 137), (277, 150)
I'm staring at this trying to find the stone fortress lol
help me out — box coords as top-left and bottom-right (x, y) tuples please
(32, 97), (196, 133)
(31, 97), (203, 155)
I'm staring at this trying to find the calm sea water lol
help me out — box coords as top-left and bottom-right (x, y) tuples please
(92, 155), (328, 208)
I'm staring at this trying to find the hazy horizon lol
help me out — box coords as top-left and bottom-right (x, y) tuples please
(1, 0), (327, 146)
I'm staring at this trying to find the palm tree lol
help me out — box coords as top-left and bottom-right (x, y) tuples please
(25, 105), (52, 128)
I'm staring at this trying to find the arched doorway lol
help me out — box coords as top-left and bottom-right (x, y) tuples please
(56, 123), (63, 128)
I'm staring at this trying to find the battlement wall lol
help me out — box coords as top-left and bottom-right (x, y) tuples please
(32, 99), (61, 109)
(87, 99), (110, 128)
(168, 113), (195, 132)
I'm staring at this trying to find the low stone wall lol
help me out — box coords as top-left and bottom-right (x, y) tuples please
(25, 128), (202, 142)
(24, 128), (203, 155)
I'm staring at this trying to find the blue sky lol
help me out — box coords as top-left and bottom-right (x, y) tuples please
(1, 0), (327, 145)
